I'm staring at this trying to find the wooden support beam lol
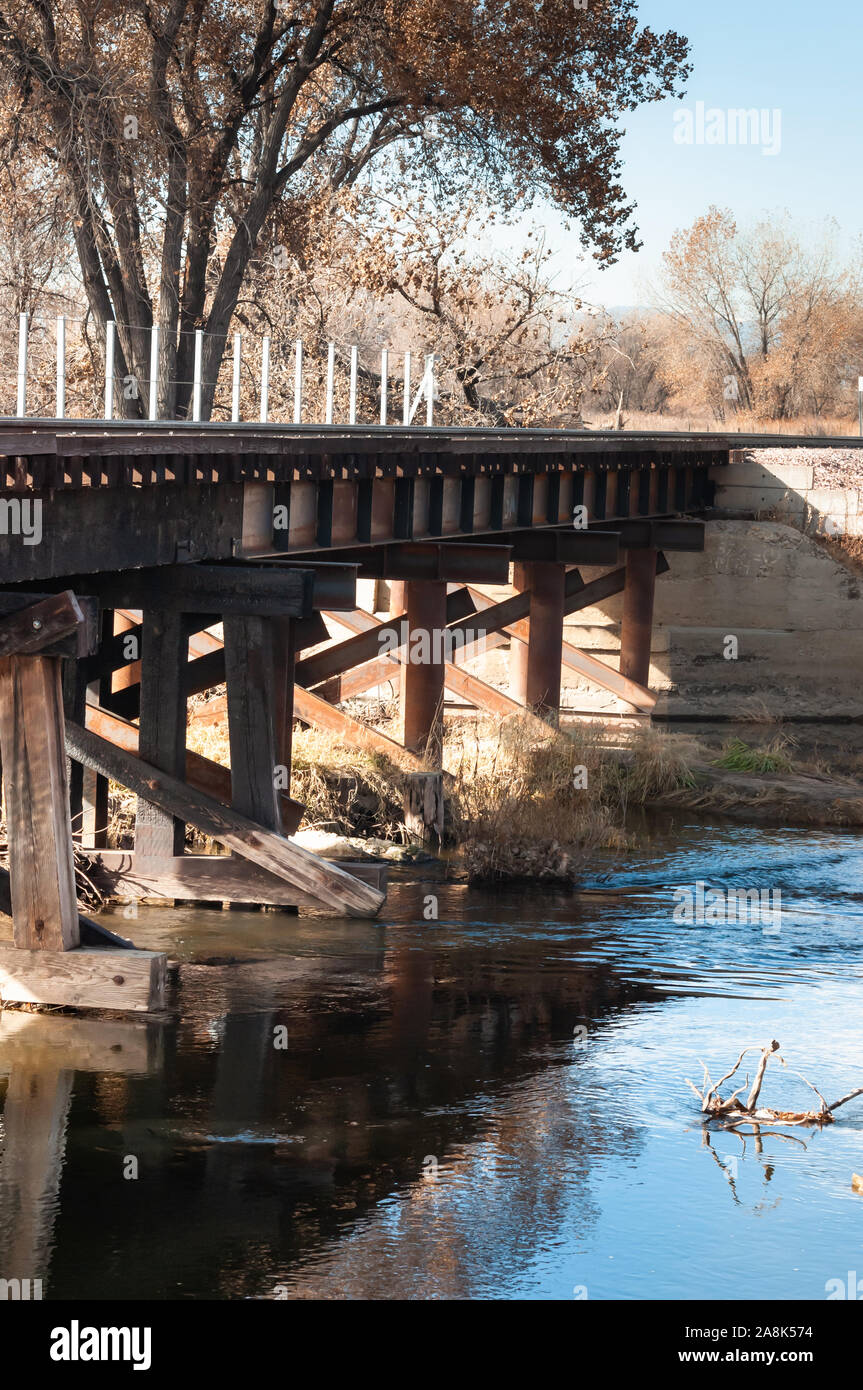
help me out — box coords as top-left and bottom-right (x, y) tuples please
(620, 546), (659, 688)
(250, 562), (359, 610)
(314, 560), (668, 709)
(471, 530), (620, 565)
(398, 580), (447, 756)
(510, 561), (565, 716)
(271, 617), (296, 827)
(0, 591), (86, 658)
(404, 772), (444, 846)
(313, 541), (514, 583)
(318, 607), (549, 728)
(464, 588), (656, 712)
(64, 722), (386, 917)
(100, 611), (329, 722)
(61, 561), (316, 617)
(66, 564), (316, 618)
(0, 861), (133, 952)
(593, 519), (705, 551)
(295, 587), (476, 688)
(78, 850), (386, 910)
(223, 615), (282, 831)
(0, 945), (167, 1012)
(135, 610), (188, 859)
(0, 592), (99, 659)
(0, 655), (79, 950)
(84, 703), (304, 834)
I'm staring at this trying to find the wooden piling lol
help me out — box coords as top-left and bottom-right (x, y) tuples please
(135, 610), (188, 859)
(509, 560), (566, 719)
(224, 615), (282, 832)
(619, 547), (658, 688)
(397, 580), (447, 758)
(0, 654), (79, 950)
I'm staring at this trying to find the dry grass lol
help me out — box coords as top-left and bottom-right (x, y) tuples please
(582, 409), (857, 437)
(816, 533), (863, 576)
(444, 715), (698, 884)
(290, 724), (406, 838)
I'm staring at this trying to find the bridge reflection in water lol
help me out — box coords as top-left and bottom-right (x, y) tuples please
(3, 818), (863, 1301)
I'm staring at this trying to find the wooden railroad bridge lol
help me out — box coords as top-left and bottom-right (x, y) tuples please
(0, 420), (847, 1013)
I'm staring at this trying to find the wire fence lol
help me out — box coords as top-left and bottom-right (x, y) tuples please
(0, 310), (585, 429)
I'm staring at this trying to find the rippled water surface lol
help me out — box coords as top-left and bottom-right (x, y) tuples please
(2, 814), (863, 1300)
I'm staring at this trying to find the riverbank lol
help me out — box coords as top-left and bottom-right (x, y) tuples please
(203, 712), (863, 882)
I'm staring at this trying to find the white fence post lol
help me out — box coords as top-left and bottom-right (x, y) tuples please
(104, 320), (115, 420)
(380, 348), (388, 425)
(325, 342), (335, 424)
(403, 351), (411, 426)
(16, 311), (27, 417)
(192, 328), (203, 422)
(425, 353), (435, 426)
(149, 324), (160, 420)
(349, 345), (358, 424)
(232, 332), (242, 421)
(293, 338), (303, 424)
(260, 335), (271, 422)
(55, 315), (66, 420)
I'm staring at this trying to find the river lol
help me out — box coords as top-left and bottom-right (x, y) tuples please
(2, 813), (862, 1300)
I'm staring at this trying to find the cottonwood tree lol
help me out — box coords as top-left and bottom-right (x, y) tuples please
(656, 206), (863, 421)
(339, 190), (595, 424)
(0, 0), (690, 418)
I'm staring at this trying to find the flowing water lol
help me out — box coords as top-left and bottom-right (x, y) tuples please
(2, 813), (863, 1301)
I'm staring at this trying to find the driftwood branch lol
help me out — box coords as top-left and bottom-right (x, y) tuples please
(687, 1039), (863, 1127)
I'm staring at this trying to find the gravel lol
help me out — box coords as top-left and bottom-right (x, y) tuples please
(747, 446), (863, 491)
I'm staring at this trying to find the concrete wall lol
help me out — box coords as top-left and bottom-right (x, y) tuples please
(574, 519), (863, 718)
(712, 454), (863, 537)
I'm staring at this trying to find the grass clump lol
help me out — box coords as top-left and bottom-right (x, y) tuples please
(713, 737), (793, 774)
(445, 715), (697, 885)
(289, 725), (406, 839)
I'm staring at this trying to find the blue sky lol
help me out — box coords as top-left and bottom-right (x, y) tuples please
(531, 0), (863, 309)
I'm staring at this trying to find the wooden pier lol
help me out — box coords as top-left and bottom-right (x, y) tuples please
(0, 420), (856, 1012)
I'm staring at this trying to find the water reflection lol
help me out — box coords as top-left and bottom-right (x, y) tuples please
(1, 819), (863, 1300)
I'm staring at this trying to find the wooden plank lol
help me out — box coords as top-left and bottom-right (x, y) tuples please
(0, 591), (85, 658)
(223, 615), (282, 831)
(63, 722), (386, 917)
(0, 655), (79, 950)
(84, 704), (305, 835)
(136, 611), (188, 859)
(79, 850), (387, 908)
(76, 564), (315, 618)
(0, 945), (167, 1012)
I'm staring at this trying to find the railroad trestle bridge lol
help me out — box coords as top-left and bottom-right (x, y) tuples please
(0, 421), (851, 1011)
